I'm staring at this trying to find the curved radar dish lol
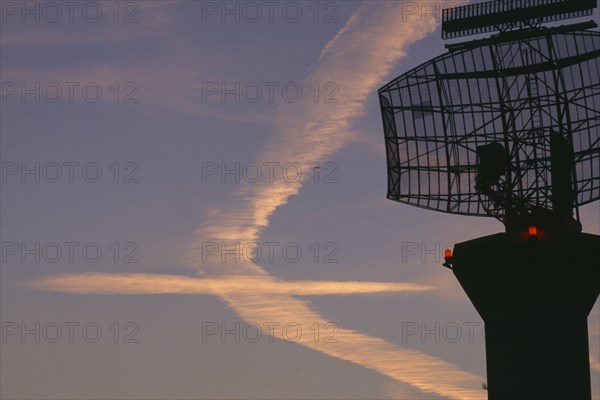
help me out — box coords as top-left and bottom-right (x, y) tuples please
(379, 25), (600, 231)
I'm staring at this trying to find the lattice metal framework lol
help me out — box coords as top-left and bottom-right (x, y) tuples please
(442, 0), (597, 39)
(379, 26), (600, 223)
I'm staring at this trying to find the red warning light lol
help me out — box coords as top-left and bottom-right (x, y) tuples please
(442, 248), (453, 269)
(528, 226), (539, 238)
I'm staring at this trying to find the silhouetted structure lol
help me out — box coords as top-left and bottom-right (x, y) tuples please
(379, 0), (600, 398)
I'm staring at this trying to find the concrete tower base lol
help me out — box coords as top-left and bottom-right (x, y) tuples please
(452, 231), (600, 399)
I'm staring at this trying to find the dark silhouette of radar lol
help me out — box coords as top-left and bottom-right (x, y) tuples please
(380, 21), (600, 231)
(379, 1), (600, 399)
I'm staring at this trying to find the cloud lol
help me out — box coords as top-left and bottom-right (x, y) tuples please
(27, 273), (433, 296)
(0, 64), (273, 125)
(0, 1), (181, 46)
(25, 1), (486, 398)
(180, 1), (485, 398)
(0, 1), (271, 125)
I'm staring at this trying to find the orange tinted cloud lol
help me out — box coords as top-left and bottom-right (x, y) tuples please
(26, 1), (486, 398)
(27, 272), (433, 296)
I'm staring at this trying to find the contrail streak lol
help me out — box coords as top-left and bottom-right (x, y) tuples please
(27, 1), (485, 398)
(27, 273), (433, 296)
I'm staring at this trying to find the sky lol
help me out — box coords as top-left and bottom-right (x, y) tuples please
(1, 1), (599, 399)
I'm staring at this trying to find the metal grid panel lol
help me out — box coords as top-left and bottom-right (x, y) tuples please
(379, 29), (600, 221)
(442, 0), (597, 39)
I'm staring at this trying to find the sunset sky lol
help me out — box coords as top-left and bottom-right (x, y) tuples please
(1, 1), (599, 399)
